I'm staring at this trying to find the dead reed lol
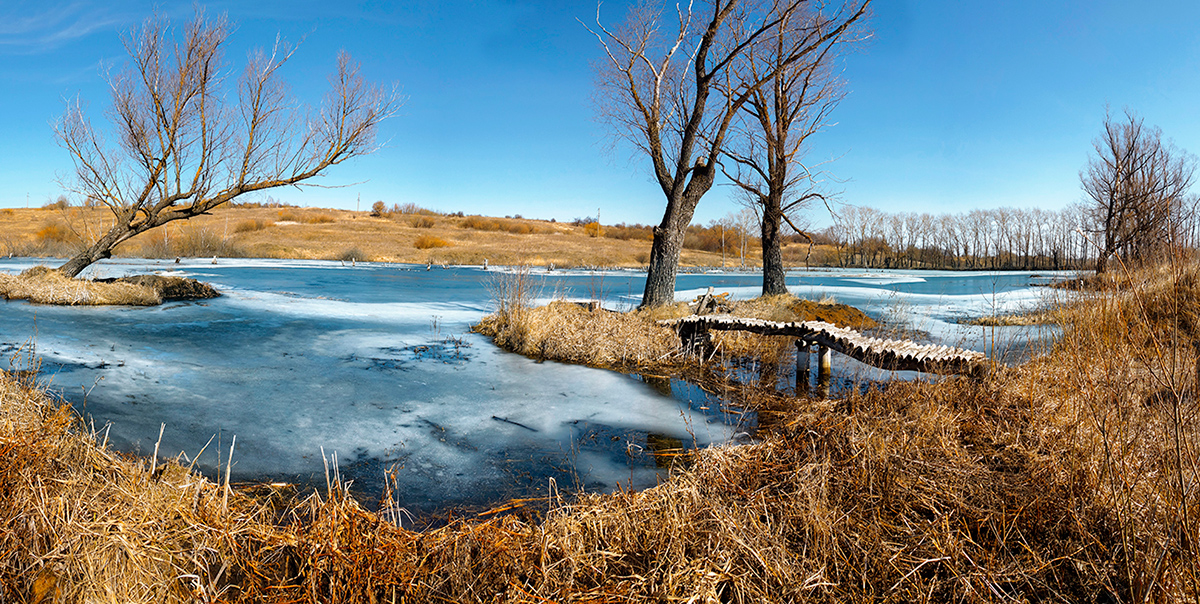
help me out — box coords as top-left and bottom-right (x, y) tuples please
(0, 266), (161, 305)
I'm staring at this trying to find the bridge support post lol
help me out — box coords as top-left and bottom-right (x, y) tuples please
(795, 340), (811, 396)
(817, 344), (832, 398)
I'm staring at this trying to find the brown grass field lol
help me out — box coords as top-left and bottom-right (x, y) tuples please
(0, 205), (832, 268)
(4, 255), (1200, 601)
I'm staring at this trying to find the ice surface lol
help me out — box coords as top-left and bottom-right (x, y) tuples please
(0, 259), (1069, 510)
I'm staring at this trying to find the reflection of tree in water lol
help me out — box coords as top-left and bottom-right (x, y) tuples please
(639, 374), (674, 397)
(645, 433), (685, 469)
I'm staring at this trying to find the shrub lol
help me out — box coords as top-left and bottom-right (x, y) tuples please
(583, 222), (602, 238)
(605, 223), (654, 241)
(461, 215), (502, 231)
(276, 209), (335, 224)
(335, 247), (370, 261)
(370, 201), (387, 217)
(414, 235), (452, 249)
(392, 202), (440, 216)
(233, 218), (274, 233)
(277, 209), (301, 222)
(35, 223), (73, 243)
(410, 216), (436, 229)
(41, 196), (70, 210)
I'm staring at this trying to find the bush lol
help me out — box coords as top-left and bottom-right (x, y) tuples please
(233, 218), (274, 233)
(41, 196), (70, 210)
(583, 222), (602, 238)
(370, 201), (387, 217)
(335, 247), (370, 261)
(461, 215), (499, 231)
(35, 223), (73, 243)
(410, 216), (436, 229)
(605, 223), (654, 241)
(414, 235), (452, 249)
(276, 209), (335, 224)
(277, 209), (301, 222)
(392, 202), (440, 216)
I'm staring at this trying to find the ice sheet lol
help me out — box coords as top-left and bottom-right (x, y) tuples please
(0, 259), (1068, 510)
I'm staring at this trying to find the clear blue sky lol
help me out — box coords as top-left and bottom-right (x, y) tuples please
(2, 0), (1199, 229)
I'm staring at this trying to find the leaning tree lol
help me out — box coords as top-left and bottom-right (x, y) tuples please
(54, 11), (397, 278)
(590, 0), (865, 308)
(722, 0), (869, 295)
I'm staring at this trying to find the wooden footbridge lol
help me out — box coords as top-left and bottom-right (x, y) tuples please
(659, 314), (988, 380)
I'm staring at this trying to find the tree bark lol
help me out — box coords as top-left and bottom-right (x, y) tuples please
(643, 229), (685, 308)
(641, 174), (711, 308)
(760, 192), (788, 296)
(58, 228), (134, 277)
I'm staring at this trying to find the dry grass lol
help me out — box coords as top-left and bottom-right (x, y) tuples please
(233, 218), (275, 233)
(472, 267), (687, 368)
(0, 266), (160, 305)
(964, 309), (1061, 326)
(413, 234), (451, 249)
(5, 251), (1200, 600)
(0, 362), (275, 603)
(0, 206), (736, 267)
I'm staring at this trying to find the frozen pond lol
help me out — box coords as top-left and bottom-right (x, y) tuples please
(0, 258), (1068, 514)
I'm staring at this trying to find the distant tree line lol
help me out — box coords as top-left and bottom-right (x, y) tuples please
(822, 205), (1097, 270)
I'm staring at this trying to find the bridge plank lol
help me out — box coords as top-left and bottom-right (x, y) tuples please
(659, 314), (986, 376)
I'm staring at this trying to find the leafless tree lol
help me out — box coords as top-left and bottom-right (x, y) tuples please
(1082, 109), (1197, 274)
(588, 0), (865, 307)
(721, 0), (869, 294)
(54, 11), (397, 277)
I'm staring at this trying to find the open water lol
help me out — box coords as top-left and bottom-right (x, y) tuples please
(0, 257), (1067, 515)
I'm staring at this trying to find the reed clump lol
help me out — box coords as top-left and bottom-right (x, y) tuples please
(413, 235), (452, 249)
(0, 266), (161, 305)
(472, 267), (687, 368)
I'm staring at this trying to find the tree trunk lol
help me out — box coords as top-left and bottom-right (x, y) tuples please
(642, 226), (686, 308)
(760, 193), (788, 296)
(641, 167), (714, 308)
(57, 228), (130, 278)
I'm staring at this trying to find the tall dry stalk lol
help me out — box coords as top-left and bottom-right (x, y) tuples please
(1052, 248), (1200, 601)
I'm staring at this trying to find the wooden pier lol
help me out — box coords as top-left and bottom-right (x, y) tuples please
(659, 314), (987, 380)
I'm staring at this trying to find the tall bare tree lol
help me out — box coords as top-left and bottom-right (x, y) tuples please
(1082, 109), (1196, 274)
(54, 11), (397, 277)
(722, 0), (868, 295)
(589, 0), (862, 307)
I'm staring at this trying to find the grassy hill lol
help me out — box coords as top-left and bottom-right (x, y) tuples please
(1, 205), (831, 268)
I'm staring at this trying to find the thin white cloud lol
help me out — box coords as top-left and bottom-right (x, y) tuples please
(0, 1), (128, 54)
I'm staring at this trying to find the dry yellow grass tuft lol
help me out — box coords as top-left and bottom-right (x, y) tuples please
(0, 370), (276, 603)
(0, 266), (160, 305)
(476, 299), (684, 367)
(413, 234), (452, 249)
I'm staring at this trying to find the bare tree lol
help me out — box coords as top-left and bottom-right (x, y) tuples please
(721, 0), (869, 294)
(589, 0), (864, 307)
(1082, 109), (1196, 274)
(54, 11), (397, 277)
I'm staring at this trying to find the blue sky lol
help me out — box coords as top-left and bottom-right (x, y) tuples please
(2, 1), (1199, 228)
